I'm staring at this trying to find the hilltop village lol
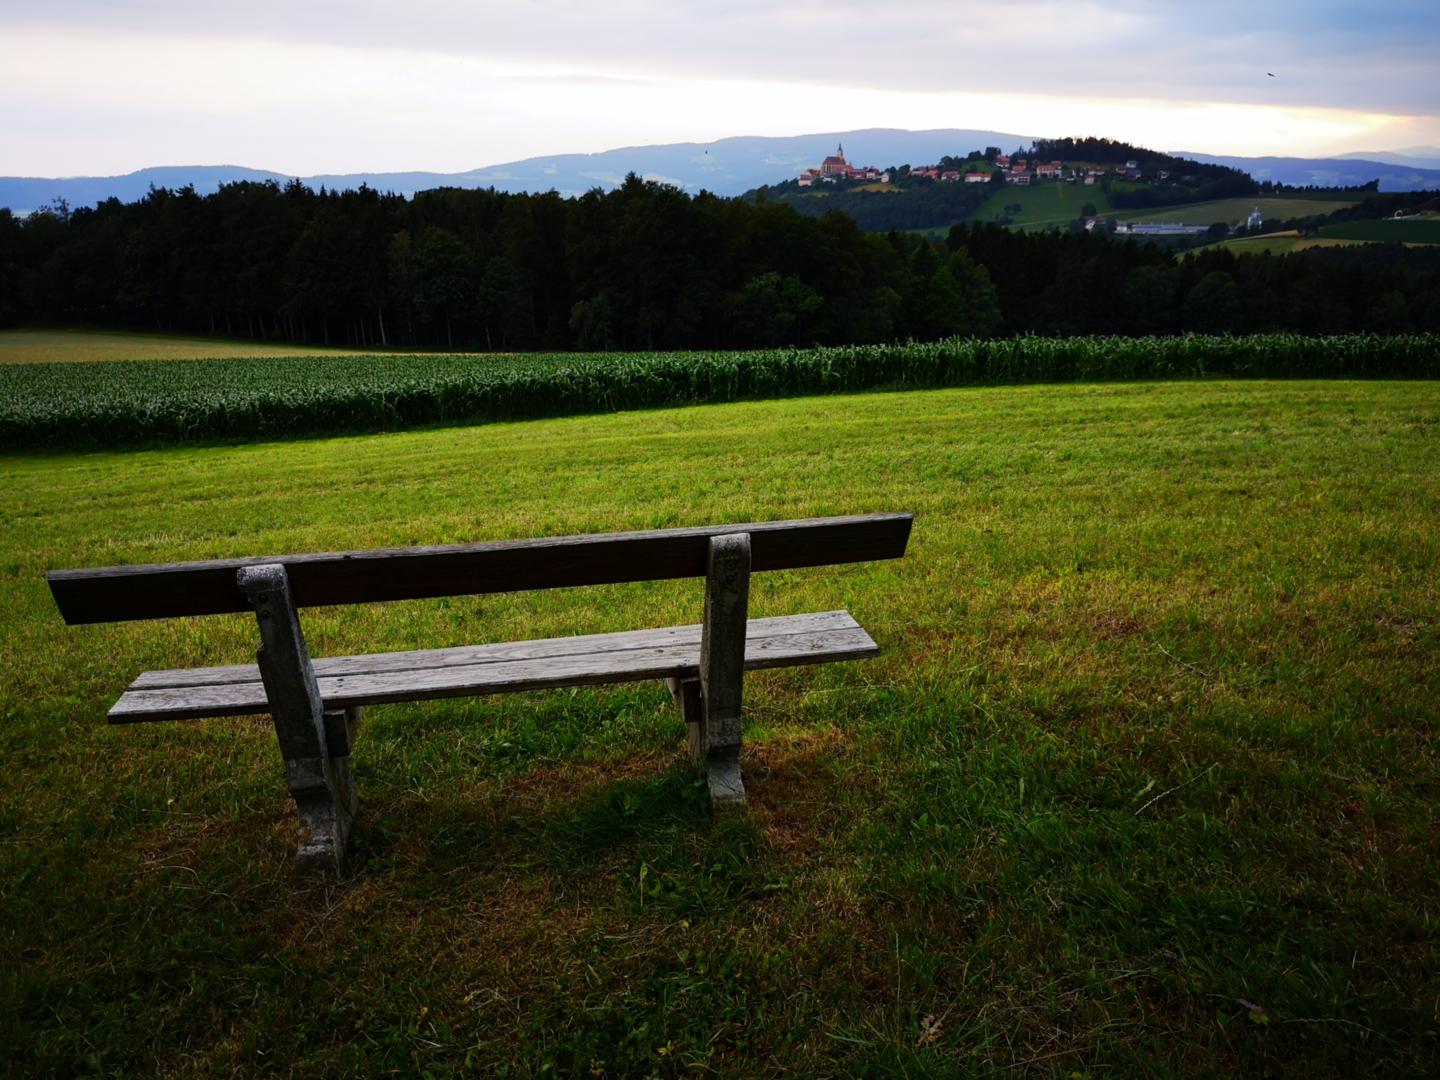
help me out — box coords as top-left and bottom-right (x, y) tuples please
(773, 140), (1290, 238)
(800, 143), (1160, 189)
(796, 145), (889, 185)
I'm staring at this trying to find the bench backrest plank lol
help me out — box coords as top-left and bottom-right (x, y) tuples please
(48, 513), (912, 625)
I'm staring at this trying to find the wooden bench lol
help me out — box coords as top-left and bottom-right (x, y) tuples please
(48, 513), (912, 872)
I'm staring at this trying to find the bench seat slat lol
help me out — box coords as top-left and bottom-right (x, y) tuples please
(130, 610), (859, 690)
(109, 612), (876, 724)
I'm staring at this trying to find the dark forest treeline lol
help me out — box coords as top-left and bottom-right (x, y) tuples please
(753, 180), (995, 233)
(0, 177), (934, 350)
(3, 176), (1440, 350)
(950, 222), (1440, 334)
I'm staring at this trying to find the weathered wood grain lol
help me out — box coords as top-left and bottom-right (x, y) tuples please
(131, 610), (859, 690)
(109, 615), (877, 723)
(60, 513), (909, 869)
(238, 564), (352, 874)
(698, 533), (751, 808)
(48, 514), (912, 624)
(667, 677), (705, 763)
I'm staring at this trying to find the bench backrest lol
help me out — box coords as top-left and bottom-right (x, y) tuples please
(48, 513), (912, 625)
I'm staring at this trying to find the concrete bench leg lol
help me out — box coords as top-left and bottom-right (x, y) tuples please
(239, 564), (355, 874)
(697, 533), (751, 810)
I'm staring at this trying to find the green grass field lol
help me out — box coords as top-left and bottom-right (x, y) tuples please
(1202, 232), (1380, 256)
(921, 190), (1362, 239)
(3, 380), (1438, 1075)
(973, 182), (1115, 230)
(1318, 218), (1440, 245)
(1206, 232), (1307, 255)
(1114, 196), (1359, 227)
(1203, 217), (1440, 255)
(0, 328), (368, 364)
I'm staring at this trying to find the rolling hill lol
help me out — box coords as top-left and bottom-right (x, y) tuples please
(0, 129), (1033, 213)
(1174, 152), (1440, 192)
(7, 130), (1440, 216)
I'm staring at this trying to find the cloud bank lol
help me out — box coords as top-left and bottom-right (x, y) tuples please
(3, 1), (1437, 175)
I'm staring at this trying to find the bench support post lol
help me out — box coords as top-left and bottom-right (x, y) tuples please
(238, 564), (355, 874)
(697, 532), (751, 809)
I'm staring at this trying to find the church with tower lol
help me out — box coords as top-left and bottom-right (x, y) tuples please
(797, 144), (887, 187)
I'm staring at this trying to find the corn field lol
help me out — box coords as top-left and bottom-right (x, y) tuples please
(3, 334), (1436, 449)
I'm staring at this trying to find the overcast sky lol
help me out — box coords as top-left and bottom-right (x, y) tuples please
(3, 0), (1438, 176)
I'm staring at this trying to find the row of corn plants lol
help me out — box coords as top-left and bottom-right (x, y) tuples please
(3, 334), (1436, 450)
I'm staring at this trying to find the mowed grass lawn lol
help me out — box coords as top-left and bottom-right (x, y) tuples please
(2, 381), (1438, 1076)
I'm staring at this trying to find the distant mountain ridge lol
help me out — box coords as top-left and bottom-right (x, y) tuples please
(0, 166), (290, 214)
(0, 129), (1034, 213)
(1336, 148), (1440, 170)
(1170, 152), (1440, 191)
(5, 129), (1440, 213)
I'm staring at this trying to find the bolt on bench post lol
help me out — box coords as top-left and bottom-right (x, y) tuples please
(238, 564), (358, 873)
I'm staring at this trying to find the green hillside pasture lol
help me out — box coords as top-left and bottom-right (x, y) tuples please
(942, 192), (1359, 237)
(912, 181), (1114, 237)
(1318, 218), (1440, 245)
(2, 381), (1437, 1075)
(0, 328), (365, 364)
(1204, 232), (1378, 256)
(1114, 196), (1358, 227)
(1208, 232), (1306, 255)
(974, 180), (1114, 229)
(1207, 217), (1440, 254)
(8, 334), (1436, 450)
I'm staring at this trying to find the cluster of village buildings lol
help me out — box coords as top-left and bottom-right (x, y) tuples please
(796, 146), (1264, 238)
(795, 146), (888, 187)
(797, 146), (1163, 189)
(1104, 206), (1264, 237)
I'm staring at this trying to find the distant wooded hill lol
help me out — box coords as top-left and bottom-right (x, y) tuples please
(1177, 152), (1440, 191)
(745, 139), (1265, 233)
(5, 130), (1440, 215)
(0, 129), (1033, 213)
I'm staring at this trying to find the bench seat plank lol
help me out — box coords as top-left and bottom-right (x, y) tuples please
(130, 610), (859, 691)
(110, 611), (876, 724)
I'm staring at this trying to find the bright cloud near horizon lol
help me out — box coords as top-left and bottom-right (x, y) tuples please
(2, 0), (1438, 177)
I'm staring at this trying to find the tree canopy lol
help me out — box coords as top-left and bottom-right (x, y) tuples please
(2, 175), (1439, 350)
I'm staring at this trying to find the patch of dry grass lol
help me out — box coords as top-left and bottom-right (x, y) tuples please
(0, 328), (366, 364)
